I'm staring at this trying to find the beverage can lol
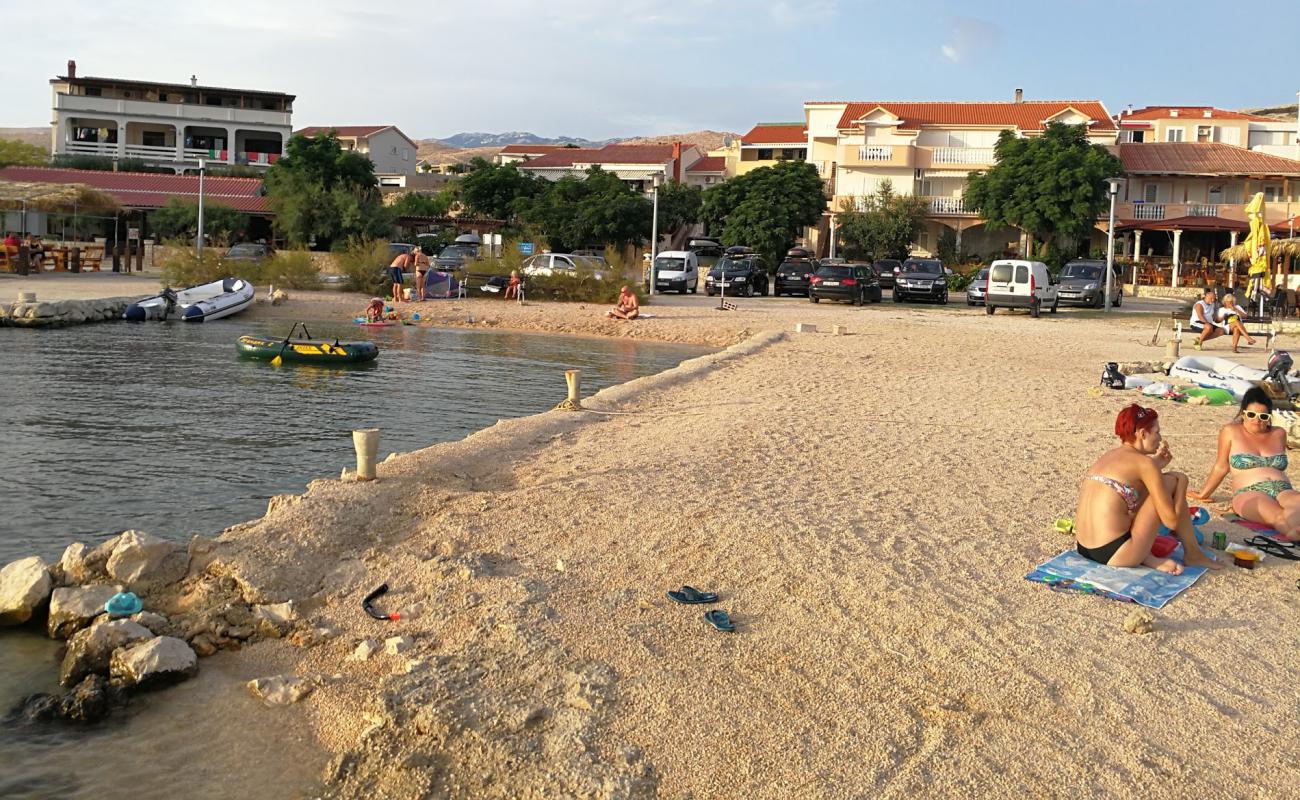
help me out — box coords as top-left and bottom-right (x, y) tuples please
(1212, 531), (1227, 551)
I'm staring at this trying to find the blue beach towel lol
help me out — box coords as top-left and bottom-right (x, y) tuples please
(1026, 551), (1207, 609)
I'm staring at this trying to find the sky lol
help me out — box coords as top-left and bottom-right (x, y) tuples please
(3, 0), (1299, 140)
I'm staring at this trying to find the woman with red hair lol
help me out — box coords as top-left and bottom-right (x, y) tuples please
(1073, 404), (1221, 572)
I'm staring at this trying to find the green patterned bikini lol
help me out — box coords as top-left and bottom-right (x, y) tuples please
(1231, 452), (1293, 498)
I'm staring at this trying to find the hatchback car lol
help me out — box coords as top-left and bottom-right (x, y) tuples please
(1056, 259), (1122, 308)
(966, 268), (989, 306)
(775, 258), (818, 296)
(875, 258), (902, 290)
(809, 264), (882, 305)
(225, 243), (273, 262)
(893, 258), (948, 304)
(522, 253), (607, 280)
(704, 254), (769, 297)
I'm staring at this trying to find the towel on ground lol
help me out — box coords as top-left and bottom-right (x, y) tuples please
(1026, 551), (1207, 609)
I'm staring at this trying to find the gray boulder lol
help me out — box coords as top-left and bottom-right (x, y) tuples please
(58, 542), (114, 585)
(130, 611), (170, 634)
(60, 674), (122, 722)
(0, 557), (52, 625)
(60, 619), (153, 686)
(106, 531), (189, 588)
(47, 585), (122, 639)
(109, 636), (198, 689)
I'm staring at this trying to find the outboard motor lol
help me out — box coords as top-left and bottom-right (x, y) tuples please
(1100, 362), (1126, 389)
(1266, 350), (1295, 400)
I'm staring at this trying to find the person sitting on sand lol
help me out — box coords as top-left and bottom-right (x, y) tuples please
(1188, 287), (1224, 350)
(1074, 404), (1221, 573)
(1190, 387), (1300, 541)
(607, 286), (640, 320)
(364, 297), (385, 323)
(1214, 293), (1257, 353)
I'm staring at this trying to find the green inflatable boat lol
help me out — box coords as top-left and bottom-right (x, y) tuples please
(237, 334), (379, 365)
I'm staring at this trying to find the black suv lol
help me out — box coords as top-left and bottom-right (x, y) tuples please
(809, 263), (882, 305)
(875, 258), (902, 290)
(705, 252), (769, 297)
(775, 256), (818, 296)
(893, 258), (948, 304)
(1056, 259), (1122, 308)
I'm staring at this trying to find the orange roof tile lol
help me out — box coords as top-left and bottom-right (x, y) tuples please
(686, 156), (725, 173)
(835, 101), (1116, 132)
(1119, 143), (1300, 176)
(1119, 106), (1276, 123)
(521, 144), (676, 169)
(0, 166), (269, 212)
(499, 144), (568, 155)
(741, 124), (806, 145)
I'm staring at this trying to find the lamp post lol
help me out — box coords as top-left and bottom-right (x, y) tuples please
(648, 173), (662, 296)
(1104, 177), (1123, 313)
(196, 159), (206, 260)
(829, 214), (837, 259)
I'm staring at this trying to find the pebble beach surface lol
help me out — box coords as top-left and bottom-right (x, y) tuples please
(5, 274), (1296, 798)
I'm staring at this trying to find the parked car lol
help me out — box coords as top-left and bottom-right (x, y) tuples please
(522, 253), (608, 280)
(704, 251), (769, 297)
(985, 259), (1058, 317)
(775, 249), (819, 296)
(1056, 259), (1122, 308)
(966, 267), (989, 306)
(809, 263), (882, 305)
(893, 258), (948, 304)
(687, 237), (724, 273)
(648, 250), (699, 293)
(875, 258), (901, 290)
(225, 243), (273, 263)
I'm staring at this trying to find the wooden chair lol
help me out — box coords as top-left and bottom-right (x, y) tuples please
(82, 245), (104, 272)
(0, 245), (14, 272)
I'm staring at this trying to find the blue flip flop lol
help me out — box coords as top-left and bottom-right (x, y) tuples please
(666, 585), (719, 604)
(703, 609), (735, 632)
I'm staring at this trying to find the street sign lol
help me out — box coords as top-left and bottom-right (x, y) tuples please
(127, 227), (140, 240)
(518, 242), (534, 255)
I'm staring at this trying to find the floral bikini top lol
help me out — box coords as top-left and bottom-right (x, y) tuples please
(1229, 452), (1288, 471)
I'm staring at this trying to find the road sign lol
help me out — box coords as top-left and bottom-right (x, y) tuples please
(518, 242), (534, 255)
(127, 227), (140, 240)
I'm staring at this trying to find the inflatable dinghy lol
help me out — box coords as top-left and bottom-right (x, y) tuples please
(124, 278), (255, 322)
(1168, 356), (1266, 400)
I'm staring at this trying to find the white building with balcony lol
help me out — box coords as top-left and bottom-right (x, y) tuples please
(803, 94), (1117, 257)
(294, 125), (419, 175)
(50, 60), (293, 173)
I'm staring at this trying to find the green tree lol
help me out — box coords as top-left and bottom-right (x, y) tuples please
(656, 180), (703, 232)
(835, 180), (929, 261)
(0, 138), (47, 168)
(264, 132), (391, 248)
(701, 160), (826, 265)
(458, 158), (542, 219)
(151, 198), (248, 241)
(516, 167), (652, 251)
(389, 189), (455, 218)
(964, 122), (1123, 260)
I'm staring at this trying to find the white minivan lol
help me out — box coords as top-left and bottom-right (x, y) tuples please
(649, 250), (699, 294)
(984, 259), (1058, 318)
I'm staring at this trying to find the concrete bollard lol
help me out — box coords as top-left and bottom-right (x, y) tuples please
(353, 428), (380, 481)
(1165, 339), (1180, 360)
(795, 323), (818, 333)
(555, 369), (584, 411)
(832, 325), (847, 336)
(18, 292), (36, 304)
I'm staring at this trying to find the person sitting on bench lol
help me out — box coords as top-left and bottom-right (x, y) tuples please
(1214, 293), (1257, 353)
(1189, 288), (1225, 350)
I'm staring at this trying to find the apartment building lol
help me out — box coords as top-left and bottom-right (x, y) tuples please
(294, 125), (419, 175)
(803, 94), (1117, 257)
(1116, 105), (1299, 159)
(515, 142), (704, 193)
(710, 123), (808, 178)
(495, 145), (571, 165)
(50, 60), (293, 173)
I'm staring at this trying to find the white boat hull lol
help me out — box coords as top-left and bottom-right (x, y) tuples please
(124, 278), (255, 323)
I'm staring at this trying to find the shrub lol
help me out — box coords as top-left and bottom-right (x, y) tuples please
(157, 240), (320, 289)
(337, 238), (391, 294)
(157, 239), (232, 286)
(265, 250), (321, 289)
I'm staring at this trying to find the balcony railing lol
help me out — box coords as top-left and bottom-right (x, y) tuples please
(124, 143), (182, 161)
(1187, 204), (1220, 217)
(857, 145), (893, 162)
(1133, 204), (1166, 220)
(64, 141), (115, 157)
(924, 196), (968, 215)
(930, 147), (996, 165)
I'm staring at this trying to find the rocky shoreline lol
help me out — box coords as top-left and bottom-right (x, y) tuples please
(0, 295), (140, 328)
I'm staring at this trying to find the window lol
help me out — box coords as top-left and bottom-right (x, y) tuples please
(757, 148), (773, 160)
(1014, 265), (1029, 283)
(1143, 183), (1160, 203)
(204, 95), (223, 106)
(84, 86), (101, 97)
(991, 264), (1012, 282)
(1166, 127), (1184, 142)
(1208, 185), (1224, 204)
(158, 92), (168, 102)
(1264, 185), (1283, 202)
(1249, 130), (1289, 148)
(1131, 130), (1145, 143)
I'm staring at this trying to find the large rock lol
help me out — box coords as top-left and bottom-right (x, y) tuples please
(61, 619), (153, 686)
(47, 585), (121, 639)
(0, 557), (52, 625)
(247, 674), (315, 706)
(106, 531), (188, 588)
(109, 636), (198, 689)
(60, 674), (121, 722)
(58, 539), (116, 585)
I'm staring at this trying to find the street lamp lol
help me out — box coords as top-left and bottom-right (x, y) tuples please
(1104, 177), (1124, 313)
(829, 214), (838, 259)
(196, 159), (207, 260)
(648, 173), (663, 296)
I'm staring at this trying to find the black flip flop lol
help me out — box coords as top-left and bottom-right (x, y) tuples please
(703, 609), (735, 632)
(666, 585), (719, 605)
(1244, 536), (1300, 560)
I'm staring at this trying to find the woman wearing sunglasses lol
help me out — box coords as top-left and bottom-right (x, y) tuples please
(1192, 387), (1299, 540)
(1074, 405), (1221, 572)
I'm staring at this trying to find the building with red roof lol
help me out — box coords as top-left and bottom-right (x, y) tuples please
(1114, 105), (1298, 160)
(514, 142), (704, 194)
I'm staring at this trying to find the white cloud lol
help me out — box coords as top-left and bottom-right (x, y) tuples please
(939, 16), (1002, 65)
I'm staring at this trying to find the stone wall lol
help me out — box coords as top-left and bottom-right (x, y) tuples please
(0, 296), (140, 328)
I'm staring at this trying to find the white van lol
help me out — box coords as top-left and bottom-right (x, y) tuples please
(650, 250), (699, 294)
(985, 259), (1058, 318)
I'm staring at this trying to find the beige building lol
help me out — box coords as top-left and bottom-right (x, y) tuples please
(294, 125), (419, 175)
(803, 96), (1117, 257)
(711, 123), (808, 178)
(1116, 105), (1299, 160)
(515, 142), (704, 194)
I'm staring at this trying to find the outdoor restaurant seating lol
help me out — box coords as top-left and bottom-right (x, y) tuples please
(0, 242), (107, 273)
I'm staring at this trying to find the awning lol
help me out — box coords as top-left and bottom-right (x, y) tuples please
(1115, 215), (1250, 232)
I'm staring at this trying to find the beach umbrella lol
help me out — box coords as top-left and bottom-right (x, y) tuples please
(1243, 192), (1272, 304)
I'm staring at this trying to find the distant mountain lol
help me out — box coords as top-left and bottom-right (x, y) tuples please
(0, 127), (50, 151)
(1239, 104), (1298, 120)
(435, 131), (613, 149)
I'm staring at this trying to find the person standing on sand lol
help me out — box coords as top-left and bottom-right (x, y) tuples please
(607, 286), (639, 320)
(1074, 404), (1222, 572)
(389, 249), (412, 303)
(412, 247), (430, 301)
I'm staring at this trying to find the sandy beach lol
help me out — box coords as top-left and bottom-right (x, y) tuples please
(6, 273), (1298, 798)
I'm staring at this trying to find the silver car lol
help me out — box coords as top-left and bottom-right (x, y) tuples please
(966, 268), (989, 306)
